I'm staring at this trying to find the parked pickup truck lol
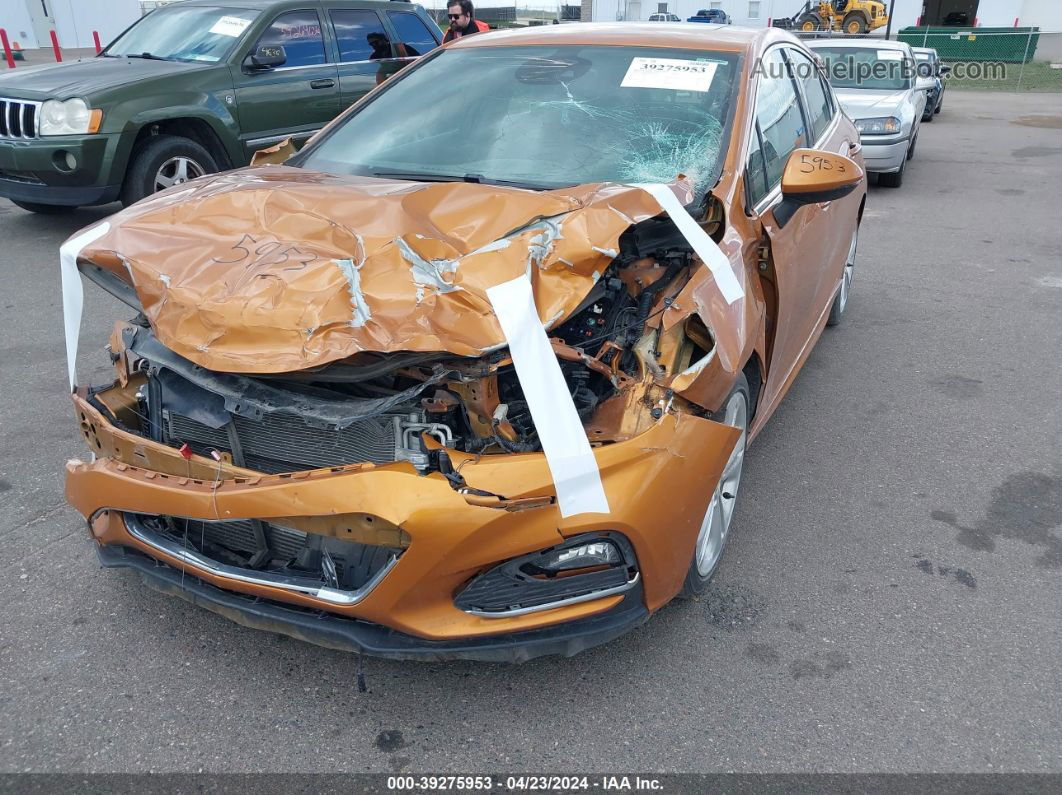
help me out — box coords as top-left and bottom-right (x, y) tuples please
(0, 0), (441, 213)
(687, 9), (731, 23)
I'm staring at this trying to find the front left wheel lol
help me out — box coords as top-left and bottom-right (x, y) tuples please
(121, 134), (217, 207)
(680, 374), (750, 596)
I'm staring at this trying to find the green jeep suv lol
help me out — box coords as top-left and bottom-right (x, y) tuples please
(0, 0), (441, 213)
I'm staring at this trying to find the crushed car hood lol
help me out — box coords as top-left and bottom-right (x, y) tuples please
(73, 166), (696, 374)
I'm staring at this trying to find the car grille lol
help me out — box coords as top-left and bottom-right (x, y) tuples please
(164, 411), (397, 474)
(131, 513), (399, 592)
(0, 98), (40, 139)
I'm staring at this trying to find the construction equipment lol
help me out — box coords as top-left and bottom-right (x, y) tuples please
(778, 1), (890, 35)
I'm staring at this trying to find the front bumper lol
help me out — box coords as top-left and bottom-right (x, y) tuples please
(67, 393), (739, 657)
(97, 543), (649, 662)
(0, 133), (122, 206)
(859, 135), (910, 174)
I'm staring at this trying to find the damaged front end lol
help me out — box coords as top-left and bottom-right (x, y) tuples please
(63, 169), (752, 661)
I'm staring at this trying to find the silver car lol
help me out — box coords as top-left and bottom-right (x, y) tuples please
(808, 39), (926, 188)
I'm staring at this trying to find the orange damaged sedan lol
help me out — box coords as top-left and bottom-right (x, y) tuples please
(62, 24), (865, 661)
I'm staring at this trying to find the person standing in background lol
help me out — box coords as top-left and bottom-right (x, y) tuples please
(443, 0), (489, 42)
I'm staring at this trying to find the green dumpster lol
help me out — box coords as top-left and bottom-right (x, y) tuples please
(897, 27), (1040, 63)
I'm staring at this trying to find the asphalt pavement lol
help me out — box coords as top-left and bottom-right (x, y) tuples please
(0, 91), (1060, 774)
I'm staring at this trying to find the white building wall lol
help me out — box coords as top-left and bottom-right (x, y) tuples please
(1020, 0), (1062, 29)
(50, 0), (141, 49)
(0, 0), (41, 49)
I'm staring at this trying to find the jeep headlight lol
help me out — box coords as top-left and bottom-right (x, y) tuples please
(39, 98), (102, 135)
(855, 116), (901, 135)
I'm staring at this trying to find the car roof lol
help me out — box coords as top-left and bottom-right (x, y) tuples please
(448, 22), (766, 53)
(176, 0), (414, 8)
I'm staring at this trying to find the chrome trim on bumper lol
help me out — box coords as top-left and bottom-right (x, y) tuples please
(123, 513), (397, 606)
(462, 572), (641, 618)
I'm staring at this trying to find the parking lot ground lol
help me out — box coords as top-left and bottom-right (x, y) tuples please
(0, 90), (1060, 774)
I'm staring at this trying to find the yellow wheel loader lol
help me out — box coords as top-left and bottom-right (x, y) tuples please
(786, 1), (890, 36)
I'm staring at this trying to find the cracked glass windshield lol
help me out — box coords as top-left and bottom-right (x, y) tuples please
(299, 46), (742, 192)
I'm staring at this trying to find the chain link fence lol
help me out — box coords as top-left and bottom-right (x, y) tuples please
(793, 28), (1062, 93)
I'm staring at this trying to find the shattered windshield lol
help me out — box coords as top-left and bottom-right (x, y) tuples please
(298, 45), (742, 193)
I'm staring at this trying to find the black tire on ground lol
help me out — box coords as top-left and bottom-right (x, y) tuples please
(842, 12), (868, 34)
(11, 200), (77, 214)
(935, 95), (943, 113)
(120, 134), (217, 207)
(679, 373), (751, 598)
(798, 12), (824, 31)
(923, 109), (934, 122)
(878, 154), (906, 188)
(907, 133), (918, 160)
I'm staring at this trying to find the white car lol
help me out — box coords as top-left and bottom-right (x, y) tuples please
(807, 38), (927, 187)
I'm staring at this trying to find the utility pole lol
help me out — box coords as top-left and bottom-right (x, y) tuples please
(884, 0), (897, 39)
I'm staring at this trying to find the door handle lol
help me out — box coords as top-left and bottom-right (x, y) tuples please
(310, 79), (335, 89)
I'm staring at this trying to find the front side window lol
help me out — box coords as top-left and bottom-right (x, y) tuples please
(254, 9), (327, 67)
(330, 9), (391, 62)
(754, 48), (806, 194)
(386, 11), (439, 58)
(746, 124), (768, 208)
(788, 48), (832, 142)
(105, 5), (259, 62)
(298, 45), (742, 194)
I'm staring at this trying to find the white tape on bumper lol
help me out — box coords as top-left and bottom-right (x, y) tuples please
(632, 183), (744, 305)
(486, 275), (610, 518)
(60, 222), (110, 391)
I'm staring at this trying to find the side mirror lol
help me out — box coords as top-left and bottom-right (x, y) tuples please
(939, 64), (952, 75)
(774, 149), (864, 227)
(245, 45), (286, 71)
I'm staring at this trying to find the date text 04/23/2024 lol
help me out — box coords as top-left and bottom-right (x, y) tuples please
(386, 776), (664, 791)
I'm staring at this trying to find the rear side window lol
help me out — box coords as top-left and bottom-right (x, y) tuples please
(386, 11), (438, 58)
(754, 48), (806, 195)
(788, 48), (833, 142)
(255, 9), (326, 67)
(330, 9), (392, 62)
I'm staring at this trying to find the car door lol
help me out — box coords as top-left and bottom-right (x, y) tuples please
(385, 8), (440, 69)
(745, 47), (849, 405)
(328, 7), (401, 110)
(232, 7), (341, 160)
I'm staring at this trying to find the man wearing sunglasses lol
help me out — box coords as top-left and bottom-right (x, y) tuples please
(442, 0), (490, 42)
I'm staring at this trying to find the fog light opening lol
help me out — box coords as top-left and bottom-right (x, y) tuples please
(53, 150), (77, 172)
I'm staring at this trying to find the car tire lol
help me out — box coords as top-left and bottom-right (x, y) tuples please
(907, 133), (918, 160)
(923, 108), (934, 122)
(877, 153), (906, 188)
(935, 96), (943, 114)
(827, 224), (858, 327)
(10, 200), (78, 214)
(679, 373), (750, 597)
(842, 13), (868, 35)
(121, 134), (217, 207)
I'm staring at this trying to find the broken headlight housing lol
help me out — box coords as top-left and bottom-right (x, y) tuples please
(855, 116), (901, 136)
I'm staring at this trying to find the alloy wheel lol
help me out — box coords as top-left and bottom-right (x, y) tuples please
(154, 156), (205, 192)
(837, 226), (858, 314)
(694, 389), (749, 577)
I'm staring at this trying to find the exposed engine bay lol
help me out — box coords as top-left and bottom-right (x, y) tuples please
(87, 206), (724, 491)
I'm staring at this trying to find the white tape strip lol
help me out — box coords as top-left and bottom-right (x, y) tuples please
(60, 222), (111, 391)
(632, 183), (744, 305)
(486, 275), (610, 518)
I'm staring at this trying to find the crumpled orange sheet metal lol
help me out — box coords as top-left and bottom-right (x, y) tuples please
(71, 166), (735, 374)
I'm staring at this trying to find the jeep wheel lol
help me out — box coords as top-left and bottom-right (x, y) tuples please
(10, 200), (77, 214)
(121, 134), (217, 207)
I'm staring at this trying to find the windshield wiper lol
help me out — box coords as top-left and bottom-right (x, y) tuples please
(125, 52), (169, 61)
(370, 169), (557, 191)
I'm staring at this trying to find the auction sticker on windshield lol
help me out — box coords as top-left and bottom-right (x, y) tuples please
(210, 15), (252, 37)
(621, 57), (718, 92)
